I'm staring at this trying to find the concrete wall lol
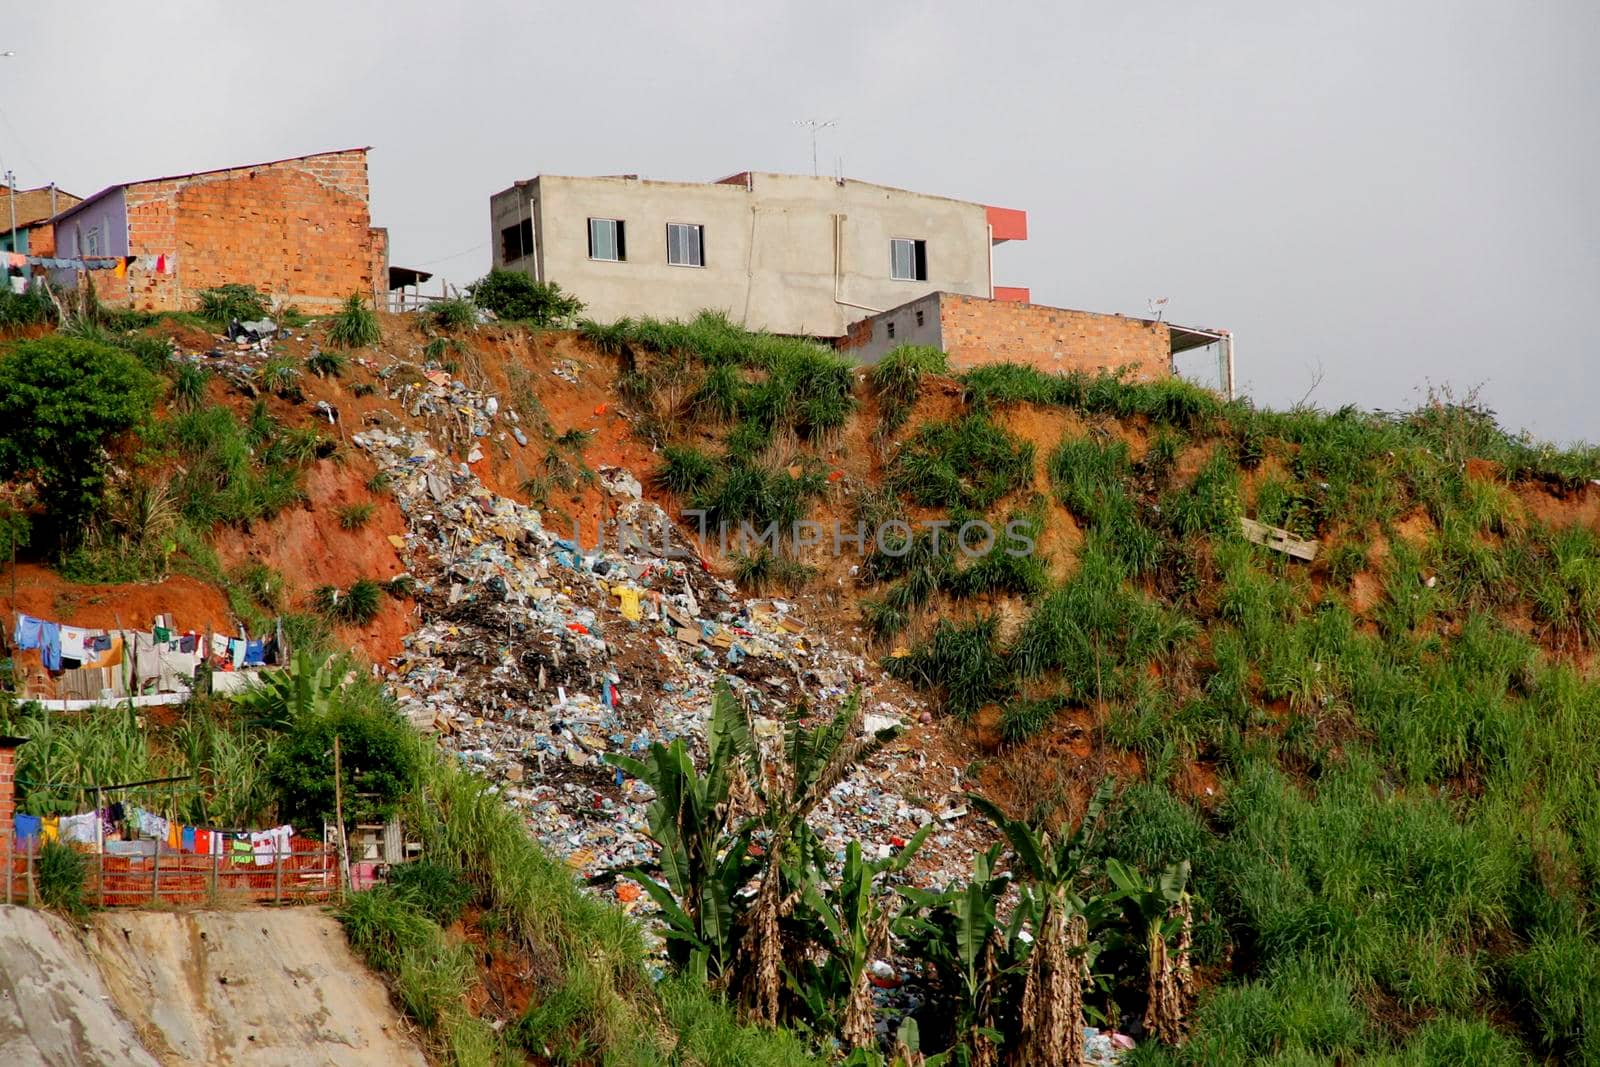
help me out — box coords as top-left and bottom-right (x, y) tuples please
(839, 290), (945, 355)
(492, 172), (998, 337)
(57, 150), (383, 312)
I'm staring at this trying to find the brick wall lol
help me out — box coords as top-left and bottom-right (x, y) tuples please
(937, 294), (1171, 380)
(0, 744), (16, 846)
(89, 149), (382, 313)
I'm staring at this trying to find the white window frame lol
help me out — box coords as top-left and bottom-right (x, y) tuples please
(890, 237), (926, 282)
(588, 217), (624, 262)
(666, 222), (704, 268)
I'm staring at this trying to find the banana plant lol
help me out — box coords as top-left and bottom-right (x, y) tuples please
(1105, 858), (1194, 1045)
(603, 679), (759, 983)
(791, 823), (933, 1050)
(732, 688), (902, 1025)
(967, 779), (1118, 1067)
(235, 648), (340, 728)
(895, 846), (1030, 1066)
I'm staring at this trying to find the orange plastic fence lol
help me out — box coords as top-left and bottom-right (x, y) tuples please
(1, 838), (338, 907)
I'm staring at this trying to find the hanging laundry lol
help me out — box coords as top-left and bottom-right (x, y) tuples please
(14, 813), (41, 847)
(41, 817), (59, 844)
(181, 826), (196, 852)
(158, 650), (199, 692)
(178, 634), (197, 654)
(153, 625), (173, 644)
(210, 633), (230, 662)
(243, 640), (265, 667)
(230, 638), (247, 670)
(166, 820), (181, 850)
(251, 830), (277, 866)
(113, 256), (129, 278)
(194, 827), (211, 855)
(12, 614), (63, 671)
(5, 252), (24, 268)
(85, 634), (123, 670)
(60, 812), (99, 845)
(156, 254), (168, 274)
(59, 626), (93, 664)
(230, 835), (252, 865)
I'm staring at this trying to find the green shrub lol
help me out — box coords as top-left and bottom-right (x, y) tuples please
(37, 841), (88, 917)
(117, 333), (172, 373)
(428, 297), (477, 331)
(267, 702), (420, 828)
(467, 270), (584, 326)
(0, 336), (158, 534)
(327, 294), (381, 349)
(0, 286), (56, 327)
(171, 362), (209, 408)
(195, 283), (269, 324)
(870, 344), (947, 436)
(886, 613), (1011, 718)
(655, 444), (717, 496)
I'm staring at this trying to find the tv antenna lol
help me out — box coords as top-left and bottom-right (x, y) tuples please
(795, 119), (837, 176)
(1147, 296), (1170, 322)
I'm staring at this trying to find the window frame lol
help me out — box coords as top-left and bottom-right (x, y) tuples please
(501, 218), (534, 264)
(665, 221), (705, 268)
(587, 217), (626, 262)
(889, 237), (927, 282)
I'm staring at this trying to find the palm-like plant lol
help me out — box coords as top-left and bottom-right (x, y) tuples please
(794, 825), (932, 1050)
(603, 680), (759, 982)
(732, 690), (902, 1026)
(968, 779), (1116, 1067)
(895, 847), (1027, 1067)
(1105, 858), (1194, 1046)
(233, 648), (340, 729)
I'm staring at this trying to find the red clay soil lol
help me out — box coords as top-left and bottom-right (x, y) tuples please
(214, 456), (414, 662)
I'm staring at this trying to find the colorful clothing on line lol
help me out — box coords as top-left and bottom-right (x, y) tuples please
(13, 614), (62, 671)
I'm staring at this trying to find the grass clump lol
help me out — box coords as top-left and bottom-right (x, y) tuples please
(195, 283), (269, 324)
(37, 841), (89, 917)
(327, 293), (381, 349)
(337, 501), (376, 530)
(306, 349), (347, 378)
(428, 297), (477, 331)
(313, 578), (384, 625)
(889, 414), (1034, 511)
(869, 344), (948, 437)
(655, 444), (718, 496)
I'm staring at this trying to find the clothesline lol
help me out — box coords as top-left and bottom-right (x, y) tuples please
(5, 252), (176, 275)
(10, 610), (284, 704)
(13, 801), (299, 865)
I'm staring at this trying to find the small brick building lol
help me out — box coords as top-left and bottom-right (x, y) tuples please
(47, 148), (388, 312)
(0, 736), (25, 847)
(843, 291), (1232, 391)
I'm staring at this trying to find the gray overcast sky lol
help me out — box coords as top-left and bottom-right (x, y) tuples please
(4, 2), (1596, 444)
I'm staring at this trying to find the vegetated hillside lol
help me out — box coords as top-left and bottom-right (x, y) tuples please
(6, 279), (1600, 1066)
(591, 315), (1600, 1065)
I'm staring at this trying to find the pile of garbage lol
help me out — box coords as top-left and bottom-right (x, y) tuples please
(349, 363), (993, 903)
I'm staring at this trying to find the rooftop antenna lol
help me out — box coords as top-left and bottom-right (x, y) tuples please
(1147, 296), (1170, 322)
(795, 118), (837, 177)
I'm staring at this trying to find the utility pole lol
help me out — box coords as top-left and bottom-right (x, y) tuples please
(5, 171), (16, 252)
(0, 52), (13, 255)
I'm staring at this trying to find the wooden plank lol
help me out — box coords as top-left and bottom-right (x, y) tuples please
(1240, 517), (1319, 561)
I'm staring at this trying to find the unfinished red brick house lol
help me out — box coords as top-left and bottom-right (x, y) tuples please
(47, 148), (388, 312)
(842, 291), (1235, 397)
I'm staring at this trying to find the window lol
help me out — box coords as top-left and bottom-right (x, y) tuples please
(915, 308), (925, 327)
(588, 218), (626, 262)
(501, 219), (533, 263)
(886, 321), (897, 339)
(84, 226), (102, 257)
(666, 222), (704, 267)
(890, 238), (927, 281)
